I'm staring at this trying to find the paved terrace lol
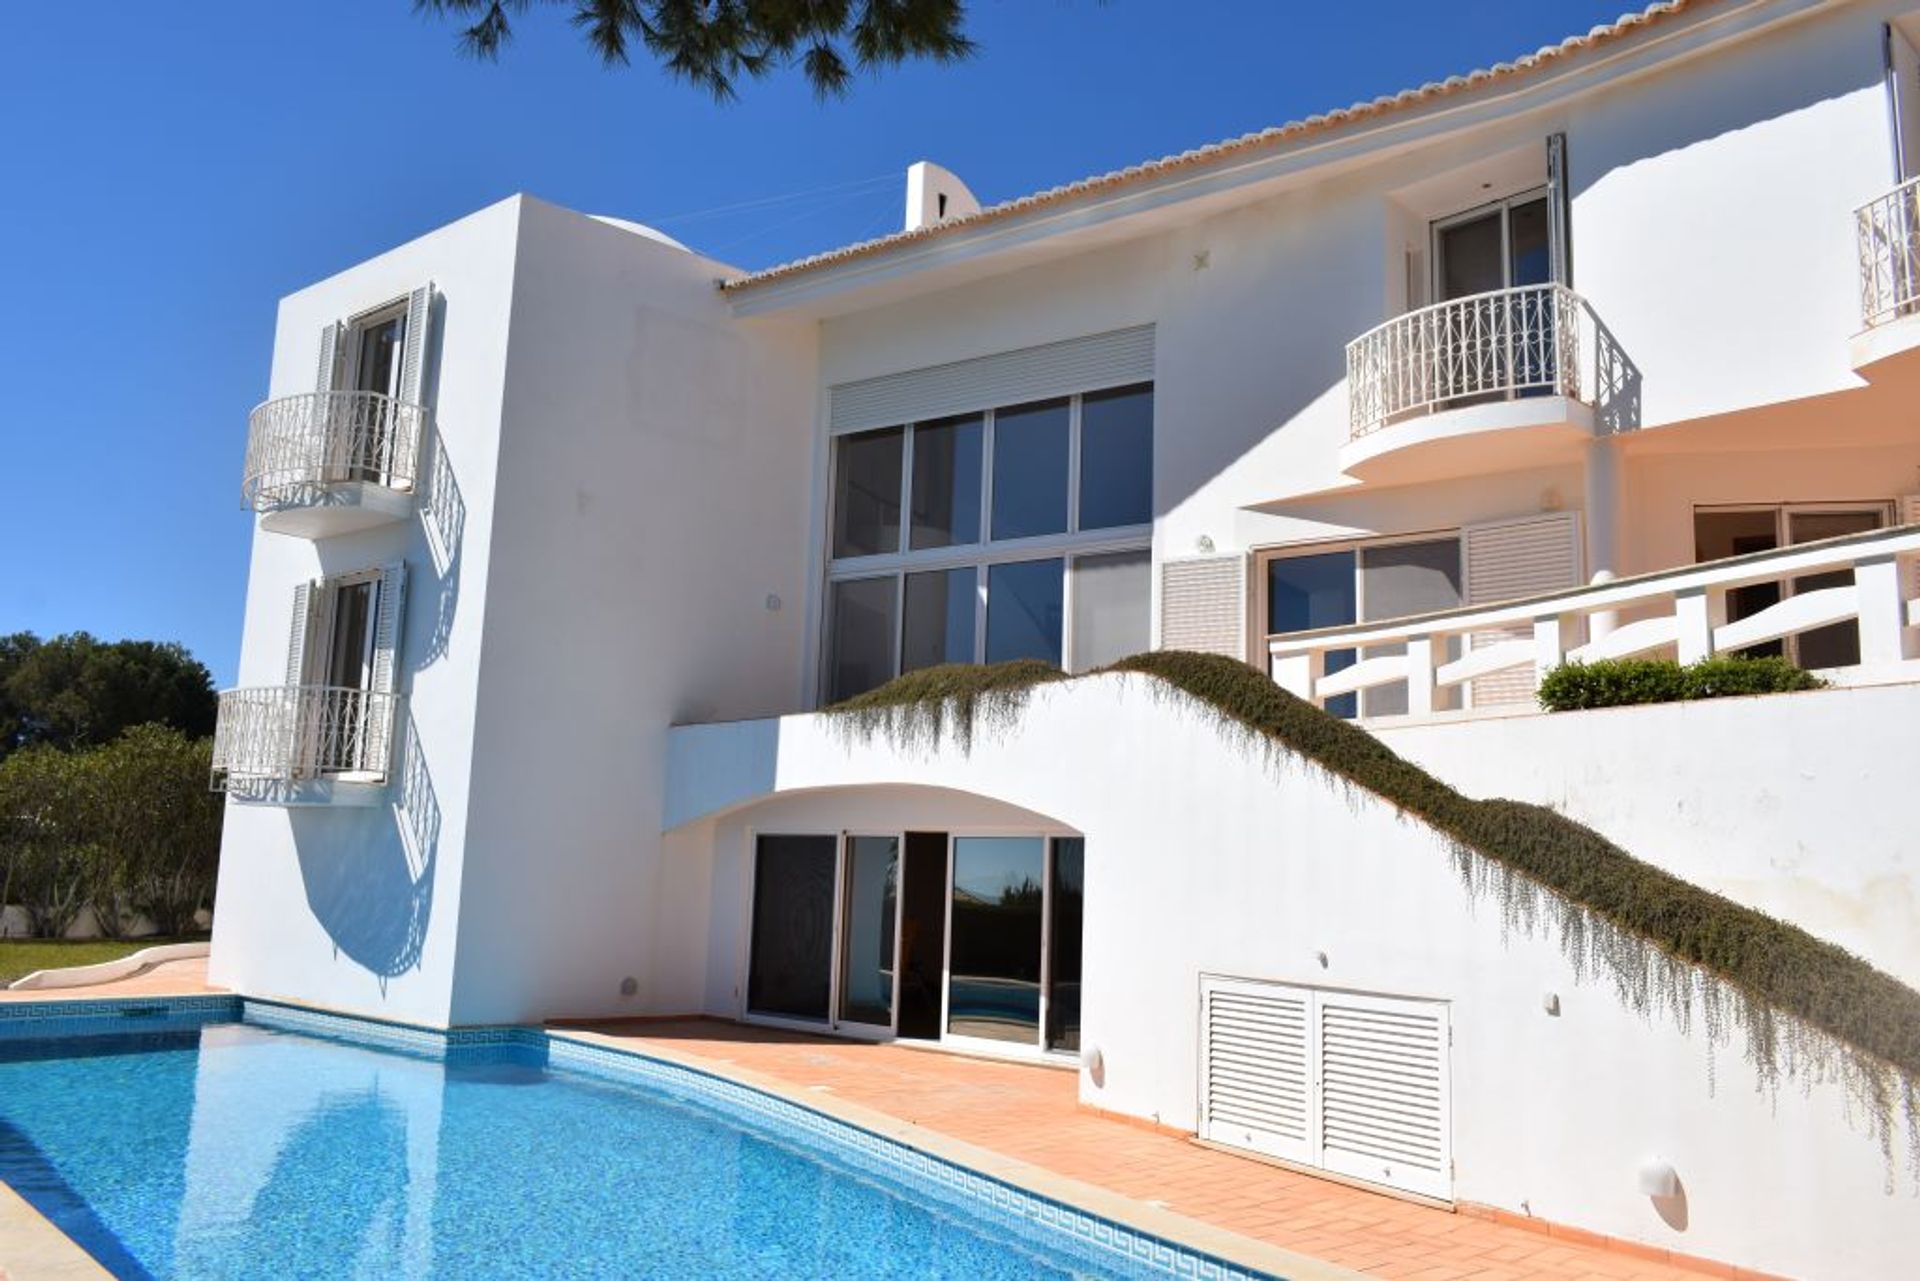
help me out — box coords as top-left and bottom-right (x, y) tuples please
(0, 965), (1775, 1280)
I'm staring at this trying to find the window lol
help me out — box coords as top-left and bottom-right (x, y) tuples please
(1259, 535), (1462, 719)
(1433, 191), (1551, 301)
(823, 383), (1154, 701)
(285, 561), (408, 779)
(1694, 504), (1891, 668)
(352, 313), (406, 399)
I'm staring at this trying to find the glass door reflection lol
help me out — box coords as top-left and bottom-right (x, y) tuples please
(946, 837), (1045, 1045)
(836, 836), (900, 1029)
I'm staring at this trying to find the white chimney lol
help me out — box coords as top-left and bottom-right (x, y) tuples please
(904, 160), (981, 232)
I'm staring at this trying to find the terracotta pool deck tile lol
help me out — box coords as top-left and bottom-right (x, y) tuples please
(556, 1018), (1728, 1281)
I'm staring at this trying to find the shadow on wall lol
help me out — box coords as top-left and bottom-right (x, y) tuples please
(416, 421), (465, 667)
(292, 711), (441, 984)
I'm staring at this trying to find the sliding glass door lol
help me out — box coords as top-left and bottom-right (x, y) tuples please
(836, 836), (899, 1029)
(943, 835), (1084, 1054)
(746, 835), (838, 1023)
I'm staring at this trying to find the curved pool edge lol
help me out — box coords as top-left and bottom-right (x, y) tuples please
(0, 1179), (113, 1280)
(0, 994), (1363, 1281)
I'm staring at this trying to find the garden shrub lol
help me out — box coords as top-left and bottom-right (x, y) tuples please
(1539, 655), (1822, 712)
(831, 651), (1920, 1096)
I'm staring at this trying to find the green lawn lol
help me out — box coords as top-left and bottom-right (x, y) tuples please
(0, 937), (206, 986)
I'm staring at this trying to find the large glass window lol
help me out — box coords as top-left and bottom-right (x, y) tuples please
(827, 577), (896, 704)
(1046, 838), (1084, 1054)
(832, 427), (903, 559)
(1079, 385), (1153, 530)
(1070, 550), (1149, 671)
(1262, 536), (1462, 719)
(837, 836), (899, 1028)
(823, 382), (1154, 702)
(901, 567), (976, 674)
(1694, 505), (1888, 668)
(947, 837), (1045, 1045)
(909, 414), (982, 550)
(991, 399), (1070, 540)
(986, 559), (1064, 666)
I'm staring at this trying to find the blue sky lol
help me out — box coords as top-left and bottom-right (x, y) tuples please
(0, 1), (1630, 686)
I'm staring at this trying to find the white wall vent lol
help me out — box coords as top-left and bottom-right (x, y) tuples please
(1200, 976), (1452, 1201)
(1462, 511), (1583, 706)
(1159, 555), (1246, 658)
(828, 326), (1154, 435)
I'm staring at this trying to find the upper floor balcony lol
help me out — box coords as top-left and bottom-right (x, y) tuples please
(1850, 176), (1920, 377)
(242, 390), (426, 538)
(1341, 283), (1639, 487)
(211, 684), (399, 803)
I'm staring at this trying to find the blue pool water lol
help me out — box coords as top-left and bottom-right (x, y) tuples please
(0, 1006), (1263, 1280)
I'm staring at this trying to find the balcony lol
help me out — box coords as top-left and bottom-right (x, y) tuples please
(242, 391), (426, 537)
(1850, 177), (1920, 377)
(1341, 283), (1638, 487)
(211, 685), (399, 803)
(1269, 524), (1920, 722)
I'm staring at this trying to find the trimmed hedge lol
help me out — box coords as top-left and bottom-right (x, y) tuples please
(1539, 656), (1824, 712)
(831, 651), (1920, 1082)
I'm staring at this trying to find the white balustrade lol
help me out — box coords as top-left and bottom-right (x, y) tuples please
(1268, 525), (1920, 719)
(241, 391), (426, 512)
(1856, 177), (1920, 330)
(1346, 282), (1637, 438)
(211, 685), (399, 785)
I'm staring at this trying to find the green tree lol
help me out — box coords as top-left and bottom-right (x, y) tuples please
(417, 0), (974, 98)
(1, 633), (216, 760)
(0, 744), (91, 938)
(88, 726), (223, 938)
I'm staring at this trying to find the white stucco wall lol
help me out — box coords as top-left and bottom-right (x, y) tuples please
(663, 675), (1919, 1280)
(1375, 681), (1920, 988)
(447, 198), (819, 1026)
(209, 198), (523, 1027)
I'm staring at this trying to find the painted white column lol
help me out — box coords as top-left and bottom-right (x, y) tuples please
(1584, 437), (1623, 644)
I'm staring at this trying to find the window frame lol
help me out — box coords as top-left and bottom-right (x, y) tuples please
(344, 299), (410, 400)
(1429, 186), (1552, 301)
(821, 383), (1153, 702)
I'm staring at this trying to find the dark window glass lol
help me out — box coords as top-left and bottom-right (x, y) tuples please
(832, 428), (903, 559)
(902, 567), (976, 673)
(1267, 550), (1358, 718)
(1438, 210), (1504, 302)
(909, 414), (983, 550)
(354, 317), (404, 398)
(1046, 837), (1084, 1054)
(827, 576), (896, 702)
(747, 835), (838, 1021)
(1358, 539), (1461, 717)
(1695, 510), (1784, 658)
(1787, 510), (1882, 669)
(1508, 197), (1552, 287)
(1079, 384), (1153, 529)
(324, 581), (375, 691)
(985, 559), (1063, 667)
(948, 837), (1044, 1044)
(990, 399), (1069, 540)
(1069, 551), (1149, 672)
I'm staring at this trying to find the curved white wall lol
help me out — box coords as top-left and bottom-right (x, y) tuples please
(665, 675), (1919, 1280)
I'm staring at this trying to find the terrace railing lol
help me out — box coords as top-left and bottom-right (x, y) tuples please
(1346, 283), (1639, 439)
(1269, 525), (1920, 720)
(211, 685), (399, 786)
(1856, 176), (1920, 329)
(241, 391), (426, 512)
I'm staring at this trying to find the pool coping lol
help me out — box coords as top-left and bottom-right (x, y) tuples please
(0, 1181), (112, 1280)
(0, 995), (1362, 1281)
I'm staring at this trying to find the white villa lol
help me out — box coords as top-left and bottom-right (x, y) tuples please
(207, 2), (1920, 1276)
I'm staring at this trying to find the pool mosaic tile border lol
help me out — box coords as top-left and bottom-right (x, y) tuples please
(6, 997), (1280, 1281)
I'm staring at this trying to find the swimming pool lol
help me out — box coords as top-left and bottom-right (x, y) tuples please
(0, 999), (1277, 1280)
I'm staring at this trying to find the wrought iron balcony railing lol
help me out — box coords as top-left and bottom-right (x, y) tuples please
(1345, 283), (1637, 439)
(1856, 176), (1920, 330)
(211, 685), (399, 787)
(241, 391), (427, 512)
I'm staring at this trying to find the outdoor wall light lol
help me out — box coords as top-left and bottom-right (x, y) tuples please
(1637, 1158), (1679, 1198)
(1314, 950), (1329, 969)
(1195, 534), (1216, 554)
(1082, 1045), (1106, 1087)
(764, 593), (783, 612)
(1542, 992), (1561, 1017)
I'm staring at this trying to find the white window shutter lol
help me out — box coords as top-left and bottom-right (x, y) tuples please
(366, 560), (409, 778)
(1901, 494), (1920, 600)
(1546, 132), (1572, 286)
(1316, 992), (1452, 1201)
(286, 581), (316, 686)
(1199, 978), (1314, 1165)
(316, 322), (345, 395)
(1159, 555), (1246, 658)
(1462, 512), (1582, 706)
(397, 285), (434, 408)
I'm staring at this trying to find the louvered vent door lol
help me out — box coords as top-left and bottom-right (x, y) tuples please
(1161, 556), (1246, 657)
(1199, 979), (1312, 1164)
(1462, 511), (1582, 707)
(1316, 992), (1451, 1200)
(1200, 978), (1452, 1201)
